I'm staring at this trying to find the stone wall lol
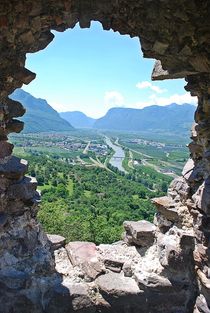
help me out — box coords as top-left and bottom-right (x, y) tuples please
(0, 0), (210, 312)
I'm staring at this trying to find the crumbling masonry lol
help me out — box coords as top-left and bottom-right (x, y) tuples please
(0, 1), (210, 312)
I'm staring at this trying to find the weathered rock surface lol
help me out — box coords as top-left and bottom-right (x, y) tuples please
(0, 0), (210, 312)
(66, 241), (105, 281)
(152, 196), (179, 221)
(47, 234), (66, 250)
(123, 220), (156, 246)
(96, 272), (141, 296)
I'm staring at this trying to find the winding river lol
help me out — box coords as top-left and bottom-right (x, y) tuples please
(105, 137), (127, 173)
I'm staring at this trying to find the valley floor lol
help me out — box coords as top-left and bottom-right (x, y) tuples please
(10, 129), (188, 244)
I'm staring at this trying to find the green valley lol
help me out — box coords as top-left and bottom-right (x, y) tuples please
(11, 129), (188, 244)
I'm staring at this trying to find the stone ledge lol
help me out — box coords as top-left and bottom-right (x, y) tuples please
(152, 196), (179, 221)
(47, 234), (66, 250)
(123, 220), (156, 247)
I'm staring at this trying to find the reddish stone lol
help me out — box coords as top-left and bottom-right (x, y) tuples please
(66, 241), (104, 280)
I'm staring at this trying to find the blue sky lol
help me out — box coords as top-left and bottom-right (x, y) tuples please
(23, 22), (197, 118)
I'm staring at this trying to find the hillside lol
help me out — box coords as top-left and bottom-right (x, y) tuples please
(60, 111), (96, 128)
(10, 89), (74, 133)
(93, 103), (195, 134)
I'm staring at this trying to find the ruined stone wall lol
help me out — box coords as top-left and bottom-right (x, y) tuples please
(0, 0), (210, 312)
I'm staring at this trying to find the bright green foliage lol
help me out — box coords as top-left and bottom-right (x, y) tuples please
(18, 153), (171, 244)
(131, 165), (173, 192)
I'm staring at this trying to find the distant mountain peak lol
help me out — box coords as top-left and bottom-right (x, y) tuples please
(10, 89), (74, 133)
(60, 111), (96, 129)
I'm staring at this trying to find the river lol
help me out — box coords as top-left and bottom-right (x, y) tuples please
(105, 137), (127, 173)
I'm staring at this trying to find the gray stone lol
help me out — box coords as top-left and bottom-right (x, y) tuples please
(192, 178), (210, 216)
(160, 241), (186, 271)
(182, 158), (203, 183)
(54, 247), (73, 276)
(123, 220), (156, 247)
(0, 269), (28, 290)
(152, 60), (169, 80)
(152, 60), (195, 80)
(168, 177), (190, 201)
(0, 212), (8, 227)
(47, 234), (66, 250)
(191, 123), (198, 139)
(134, 272), (172, 291)
(182, 158), (194, 179)
(7, 176), (37, 200)
(96, 272), (142, 297)
(0, 156), (28, 179)
(153, 212), (172, 232)
(195, 294), (210, 313)
(104, 258), (124, 273)
(46, 281), (95, 313)
(201, 178), (210, 216)
(152, 196), (179, 221)
(180, 233), (195, 249)
(122, 261), (133, 277)
(0, 0), (210, 312)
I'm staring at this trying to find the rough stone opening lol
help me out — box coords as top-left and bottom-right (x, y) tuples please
(11, 21), (193, 246)
(0, 1), (210, 312)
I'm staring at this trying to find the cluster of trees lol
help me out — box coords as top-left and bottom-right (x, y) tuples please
(107, 159), (172, 193)
(21, 152), (171, 244)
(129, 166), (172, 192)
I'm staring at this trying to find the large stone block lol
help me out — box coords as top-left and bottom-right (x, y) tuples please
(47, 234), (66, 250)
(95, 272), (146, 308)
(182, 158), (203, 183)
(168, 176), (190, 201)
(123, 220), (156, 247)
(7, 176), (37, 201)
(66, 241), (105, 280)
(134, 272), (172, 292)
(0, 156), (28, 180)
(152, 196), (179, 221)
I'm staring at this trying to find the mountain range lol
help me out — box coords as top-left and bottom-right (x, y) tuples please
(10, 89), (196, 134)
(92, 104), (195, 133)
(60, 111), (96, 128)
(10, 89), (74, 133)
(61, 104), (195, 134)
